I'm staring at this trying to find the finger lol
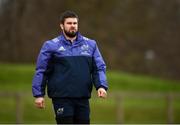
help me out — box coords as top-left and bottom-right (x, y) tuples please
(103, 91), (107, 97)
(39, 104), (44, 109)
(98, 90), (101, 97)
(99, 91), (104, 98)
(36, 102), (41, 108)
(40, 101), (45, 109)
(42, 101), (45, 108)
(103, 92), (107, 98)
(101, 93), (105, 98)
(100, 91), (103, 97)
(35, 102), (44, 109)
(101, 92), (104, 97)
(35, 103), (40, 108)
(40, 102), (43, 108)
(101, 92), (107, 98)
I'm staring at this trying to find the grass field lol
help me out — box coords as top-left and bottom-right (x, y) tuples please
(0, 63), (180, 123)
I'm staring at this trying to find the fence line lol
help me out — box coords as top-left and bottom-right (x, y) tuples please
(0, 92), (24, 123)
(110, 92), (180, 124)
(0, 92), (180, 123)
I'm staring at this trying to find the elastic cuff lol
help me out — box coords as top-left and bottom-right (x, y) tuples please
(96, 85), (108, 91)
(34, 95), (44, 98)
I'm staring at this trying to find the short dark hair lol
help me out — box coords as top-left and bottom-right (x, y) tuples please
(60, 10), (79, 24)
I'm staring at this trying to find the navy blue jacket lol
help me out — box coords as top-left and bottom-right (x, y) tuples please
(32, 33), (108, 98)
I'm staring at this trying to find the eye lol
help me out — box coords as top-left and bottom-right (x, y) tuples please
(66, 22), (77, 25)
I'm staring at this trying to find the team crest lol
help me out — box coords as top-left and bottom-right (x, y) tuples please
(81, 44), (89, 51)
(81, 44), (90, 55)
(57, 108), (64, 115)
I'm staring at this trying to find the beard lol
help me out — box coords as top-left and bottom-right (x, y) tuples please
(63, 29), (78, 38)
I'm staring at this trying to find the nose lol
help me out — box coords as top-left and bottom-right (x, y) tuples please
(71, 24), (75, 27)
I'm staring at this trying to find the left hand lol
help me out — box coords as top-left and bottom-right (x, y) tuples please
(97, 88), (107, 98)
(35, 97), (45, 109)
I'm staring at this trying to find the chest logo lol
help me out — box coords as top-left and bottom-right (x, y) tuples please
(81, 44), (90, 55)
(58, 46), (66, 51)
(81, 44), (89, 51)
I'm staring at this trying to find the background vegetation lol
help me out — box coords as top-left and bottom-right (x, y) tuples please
(0, 0), (180, 79)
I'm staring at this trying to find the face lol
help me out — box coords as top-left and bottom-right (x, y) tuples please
(60, 18), (78, 38)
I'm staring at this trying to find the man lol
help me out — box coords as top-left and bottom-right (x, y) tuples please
(32, 10), (108, 124)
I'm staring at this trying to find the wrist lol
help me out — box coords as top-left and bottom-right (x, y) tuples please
(97, 86), (108, 91)
(34, 95), (44, 98)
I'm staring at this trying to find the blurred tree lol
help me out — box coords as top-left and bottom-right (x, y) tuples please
(0, 0), (179, 79)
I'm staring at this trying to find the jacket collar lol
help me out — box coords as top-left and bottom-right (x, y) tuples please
(58, 32), (83, 45)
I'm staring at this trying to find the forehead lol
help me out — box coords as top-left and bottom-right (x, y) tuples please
(64, 18), (78, 23)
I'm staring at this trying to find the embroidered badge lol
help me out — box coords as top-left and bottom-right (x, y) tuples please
(81, 44), (89, 51)
(80, 44), (90, 55)
(57, 108), (64, 115)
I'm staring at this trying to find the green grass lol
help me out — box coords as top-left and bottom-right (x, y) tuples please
(0, 98), (16, 123)
(0, 63), (180, 123)
(0, 63), (34, 92)
(108, 71), (180, 92)
(1, 63), (180, 92)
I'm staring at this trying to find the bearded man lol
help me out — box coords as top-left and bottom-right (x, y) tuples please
(32, 10), (108, 124)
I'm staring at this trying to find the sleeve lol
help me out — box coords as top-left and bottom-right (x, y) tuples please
(92, 42), (108, 90)
(32, 41), (52, 97)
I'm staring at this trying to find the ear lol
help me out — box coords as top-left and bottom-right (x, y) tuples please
(60, 24), (64, 30)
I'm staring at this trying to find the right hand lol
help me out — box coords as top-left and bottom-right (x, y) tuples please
(35, 97), (45, 109)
